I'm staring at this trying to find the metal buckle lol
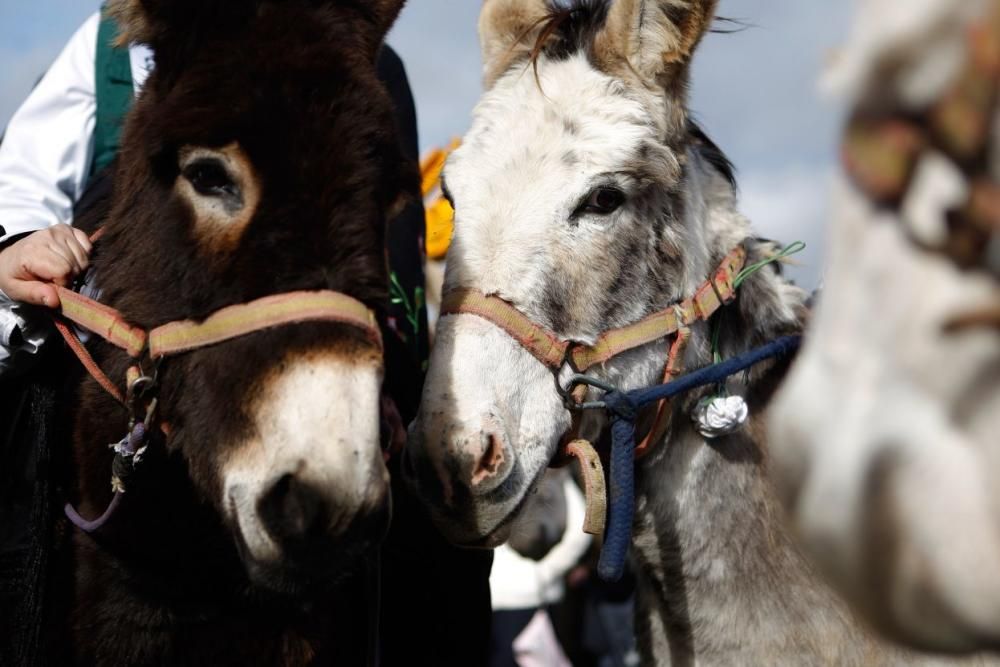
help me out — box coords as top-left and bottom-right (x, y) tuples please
(552, 345), (619, 412)
(126, 357), (162, 427)
(563, 373), (618, 411)
(127, 375), (155, 405)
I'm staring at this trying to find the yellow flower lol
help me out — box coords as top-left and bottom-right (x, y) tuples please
(420, 138), (460, 260)
(425, 197), (454, 260)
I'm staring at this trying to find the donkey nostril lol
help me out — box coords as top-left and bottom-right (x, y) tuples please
(471, 431), (507, 487)
(258, 473), (322, 545)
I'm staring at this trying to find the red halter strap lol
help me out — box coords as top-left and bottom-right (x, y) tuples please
(438, 246), (747, 460)
(53, 286), (382, 405)
(440, 246), (745, 374)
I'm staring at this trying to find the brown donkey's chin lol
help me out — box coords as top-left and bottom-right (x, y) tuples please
(232, 483), (392, 596)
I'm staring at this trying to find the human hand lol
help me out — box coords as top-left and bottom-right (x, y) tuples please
(0, 226), (92, 307)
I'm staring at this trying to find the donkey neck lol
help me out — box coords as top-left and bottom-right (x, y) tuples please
(629, 396), (875, 665)
(597, 165), (870, 661)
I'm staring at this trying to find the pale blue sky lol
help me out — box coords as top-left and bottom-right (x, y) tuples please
(1, 1), (855, 287)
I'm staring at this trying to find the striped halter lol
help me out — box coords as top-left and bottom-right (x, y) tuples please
(55, 282), (382, 533)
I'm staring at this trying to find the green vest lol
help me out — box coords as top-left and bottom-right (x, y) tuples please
(89, 11), (133, 184)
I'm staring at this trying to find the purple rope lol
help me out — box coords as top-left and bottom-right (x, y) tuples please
(126, 422), (145, 454)
(65, 492), (122, 533)
(64, 421), (148, 533)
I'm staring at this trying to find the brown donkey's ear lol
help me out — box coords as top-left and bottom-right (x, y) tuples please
(349, 0), (408, 62)
(594, 0), (718, 85)
(105, 0), (257, 65)
(105, 0), (157, 47)
(366, 0), (408, 40)
(107, 0), (407, 66)
(479, 0), (550, 87)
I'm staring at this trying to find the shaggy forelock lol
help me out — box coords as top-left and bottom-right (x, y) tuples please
(445, 51), (744, 342)
(528, 0), (737, 71)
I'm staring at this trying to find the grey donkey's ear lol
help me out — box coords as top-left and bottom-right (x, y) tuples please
(594, 0), (718, 85)
(479, 0), (550, 87)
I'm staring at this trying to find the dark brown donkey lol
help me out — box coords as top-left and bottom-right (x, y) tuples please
(32, 0), (418, 663)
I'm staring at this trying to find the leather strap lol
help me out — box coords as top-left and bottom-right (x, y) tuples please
(53, 319), (125, 403)
(565, 439), (607, 536)
(54, 288), (381, 405)
(56, 286), (147, 357)
(440, 245), (746, 373)
(569, 247), (744, 371)
(634, 325), (691, 458)
(438, 289), (568, 368)
(149, 290), (381, 357)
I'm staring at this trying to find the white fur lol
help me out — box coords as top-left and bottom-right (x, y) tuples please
(412, 53), (689, 544)
(823, 0), (988, 105)
(411, 0), (1000, 661)
(222, 353), (386, 564)
(770, 0), (1000, 651)
(770, 173), (1000, 652)
(444, 54), (667, 330)
(409, 42), (894, 665)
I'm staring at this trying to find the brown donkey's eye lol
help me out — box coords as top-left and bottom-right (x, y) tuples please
(183, 159), (239, 199)
(579, 187), (625, 216)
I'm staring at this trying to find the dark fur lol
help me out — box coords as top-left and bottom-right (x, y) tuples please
(56, 1), (414, 664)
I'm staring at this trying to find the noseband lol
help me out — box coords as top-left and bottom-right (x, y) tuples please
(441, 246), (746, 378)
(54, 282), (382, 532)
(438, 246), (784, 576)
(441, 245), (747, 454)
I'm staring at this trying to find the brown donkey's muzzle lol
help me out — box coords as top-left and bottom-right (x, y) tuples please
(256, 472), (390, 554)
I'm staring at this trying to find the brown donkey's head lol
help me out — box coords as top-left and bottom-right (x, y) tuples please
(82, 0), (410, 593)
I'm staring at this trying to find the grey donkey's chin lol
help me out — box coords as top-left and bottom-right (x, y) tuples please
(454, 522), (515, 550)
(436, 459), (551, 550)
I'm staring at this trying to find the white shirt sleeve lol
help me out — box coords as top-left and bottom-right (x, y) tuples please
(0, 17), (150, 379)
(0, 12), (100, 377)
(0, 12), (100, 245)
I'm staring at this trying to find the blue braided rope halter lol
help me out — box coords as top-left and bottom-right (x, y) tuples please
(594, 335), (803, 582)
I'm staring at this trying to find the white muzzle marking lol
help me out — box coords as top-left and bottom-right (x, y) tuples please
(222, 352), (386, 563)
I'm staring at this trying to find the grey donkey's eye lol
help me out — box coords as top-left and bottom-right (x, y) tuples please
(578, 186), (625, 216)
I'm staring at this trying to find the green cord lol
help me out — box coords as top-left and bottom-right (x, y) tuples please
(389, 272), (423, 339)
(709, 241), (806, 396)
(733, 241), (806, 289)
(711, 313), (723, 365)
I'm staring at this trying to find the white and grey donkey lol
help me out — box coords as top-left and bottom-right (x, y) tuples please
(768, 0), (1000, 655)
(404, 0), (992, 664)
